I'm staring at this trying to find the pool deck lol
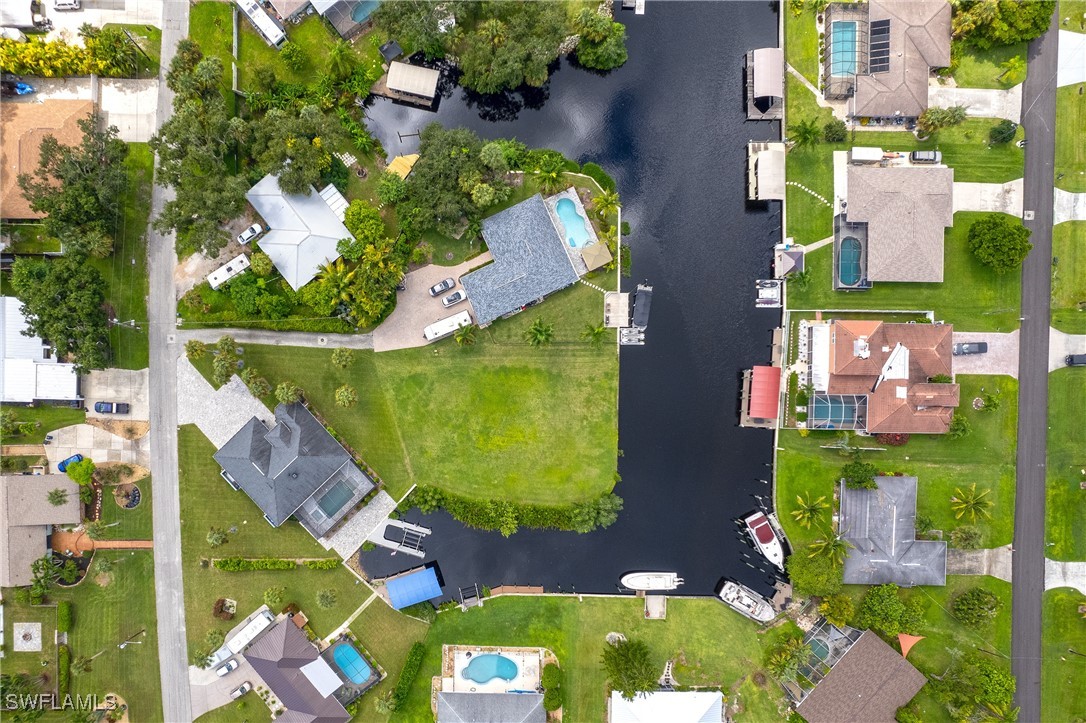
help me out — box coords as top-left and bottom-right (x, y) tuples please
(543, 187), (600, 277)
(442, 645), (545, 694)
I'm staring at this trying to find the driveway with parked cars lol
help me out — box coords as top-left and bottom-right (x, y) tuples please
(372, 253), (492, 352)
(1048, 329), (1086, 372)
(84, 369), (149, 421)
(188, 657), (262, 720)
(951, 330), (1019, 377)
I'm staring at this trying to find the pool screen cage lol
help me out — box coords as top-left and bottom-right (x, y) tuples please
(808, 393), (867, 431)
(823, 3), (870, 100)
(783, 619), (866, 703)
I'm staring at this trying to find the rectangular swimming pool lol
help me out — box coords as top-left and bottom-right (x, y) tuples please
(318, 480), (353, 518)
(829, 21), (858, 78)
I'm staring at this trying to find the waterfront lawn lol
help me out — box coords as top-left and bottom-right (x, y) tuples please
(188, 2), (236, 112)
(951, 41), (1028, 89)
(784, 5), (821, 85)
(228, 282), (619, 505)
(1045, 367), (1086, 560)
(1042, 587), (1086, 723)
(1056, 82), (1086, 192)
(1051, 222), (1086, 333)
(49, 551), (164, 722)
(97, 476), (153, 540)
(88, 143), (154, 370)
(777, 375), (1018, 550)
(0, 403), (86, 444)
(788, 212), (1022, 332)
(0, 592), (57, 692)
(348, 600), (430, 723)
(391, 596), (782, 723)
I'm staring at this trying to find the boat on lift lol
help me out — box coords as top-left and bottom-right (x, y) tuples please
(743, 510), (784, 570)
(718, 580), (775, 623)
(620, 571), (684, 591)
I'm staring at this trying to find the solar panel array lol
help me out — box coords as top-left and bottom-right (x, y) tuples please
(870, 19), (891, 73)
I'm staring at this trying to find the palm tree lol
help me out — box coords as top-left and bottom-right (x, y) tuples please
(807, 532), (852, 567)
(479, 19), (507, 48)
(72, 655), (94, 673)
(950, 483), (992, 522)
(789, 267), (811, 291)
(791, 492), (828, 529)
(318, 258), (358, 306)
(524, 318), (555, 347)
(454, 324), (478, 347)
(48, 488), (69, 507)
(788, 119), (822, 148)
(535, 154), (567, 195)
(327, 39), (355, 82)
(580, 323), (608, 348)
(593, 190), (620, 221)
(999, 55), (1026, 84)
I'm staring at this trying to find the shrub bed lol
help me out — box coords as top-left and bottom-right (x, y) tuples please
(410, 485), (622, 536)
(304, 559), (340, 570)
(58, 644), (71, 695)
(56, 601), (72, 633)
(213, 557), (297, 572)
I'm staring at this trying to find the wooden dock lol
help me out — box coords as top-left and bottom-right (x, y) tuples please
(635, 0), (645, 14)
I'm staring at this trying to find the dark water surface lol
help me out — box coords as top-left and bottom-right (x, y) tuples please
(359, 1), (784, 600)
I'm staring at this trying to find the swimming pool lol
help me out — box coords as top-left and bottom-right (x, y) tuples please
(352, 0), (380, 23)
(333, 642), (373, 685)
(828, 21), (858, 78)
(555, 198), (591, 248)
(461, 654), (519, 684)
(318, 480), (353, 518)
(838, 237), (862, 286)
(811, 396), (858, 428)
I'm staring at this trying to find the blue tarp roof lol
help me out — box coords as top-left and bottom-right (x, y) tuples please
(386, 567), (442, 609)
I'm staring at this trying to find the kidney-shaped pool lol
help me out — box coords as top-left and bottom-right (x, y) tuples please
(461, 653), (519, 684)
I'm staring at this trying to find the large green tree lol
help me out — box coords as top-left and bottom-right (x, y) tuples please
(9, 255), (110, 371)
(575, 12), (628, 71)
(967, 214), (1032, 274)
(457, 1), (567, 93)
(952, 0), (1055, 49)
(249, 105), (345, 195)
(338, 200), (387, 261)
(371, 0), (473, 59)
(600, 638), (657, 701)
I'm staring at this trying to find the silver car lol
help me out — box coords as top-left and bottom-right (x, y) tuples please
(442, 290), (466, 308)
(429, 278), (455, 297)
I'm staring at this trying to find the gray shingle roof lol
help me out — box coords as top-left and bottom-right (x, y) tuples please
(214, 403), (373, 531)
(1, 474), (81, 587)
(840, 476), (946, 587)
(436, 692), (545, 723)
(244, 621), (350, 723)
(461, 195), (579, 326)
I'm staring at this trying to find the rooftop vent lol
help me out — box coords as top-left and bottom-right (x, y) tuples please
(854, 339), (871, 359)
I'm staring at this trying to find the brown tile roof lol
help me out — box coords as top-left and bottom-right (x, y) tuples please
(1, 474), (81, 587)
(852, 0), (952, 118)
(0, 100), (93, 220)
(797, 631), (927, 723)
(846, 165), (955, 282)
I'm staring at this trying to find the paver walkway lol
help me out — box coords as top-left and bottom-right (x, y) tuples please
(1053, 188), (1086, 224)
(1048, 329), (1086, 371)
(1044, 559), (1086, 594)
(45, 424), (150, 468)
(929, 83), (1023, 122)
(176, 357), (273, 449)
(321, 490), (399, 558)
(951, 330), (1019, 377)
(953, 179), (1024, 216)
(51, 530), (153, 555)
(946, 545), (1013, 582)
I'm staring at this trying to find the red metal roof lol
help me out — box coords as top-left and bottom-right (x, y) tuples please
(749, 366), (781, 420)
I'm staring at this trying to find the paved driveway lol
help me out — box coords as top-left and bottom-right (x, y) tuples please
(1044, 559), (1086, 594)
(45, 0), (162, 39)
(84, 369), (149, 421)
(1053, 188), (1086, 224)
(189, 658), (262, 720)
(952, 330), (1019, 377)
(176, 357), (273, 449)
(1049, 328), (1086, 371)
(372, 254), (493, 352)
(1057, 29), (1086, 87)
(953, 179), (1023, 216)
(44, 423), (150, 467)
(6, 77), (159, 142)
(929, 83), (1022, 122)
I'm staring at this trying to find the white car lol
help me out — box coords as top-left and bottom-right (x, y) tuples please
(441, 290), (466, 308)
(53, 0), (81, 10)
(215, 659), (239, 677)
(236, 223), (264, 245)
(230, 682), (252, 699)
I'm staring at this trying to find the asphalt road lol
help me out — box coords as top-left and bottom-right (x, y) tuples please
(1012, 12), (1059, 722)
(177, 327), (374, 349)
(148, 2), (191, 721)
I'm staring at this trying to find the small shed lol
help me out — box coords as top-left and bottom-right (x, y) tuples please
(580, 242), (613, 272)
(379, 40), (403, 63)
(386, 62), (440, 100)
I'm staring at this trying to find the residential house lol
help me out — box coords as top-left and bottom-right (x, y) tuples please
(436, 693), (545, 723)
(802, 319), (959, 434)
(608, 691), (724, 722)
(1, 296), (82, 405)
(214, 402), (375, 540)
(1, 99), (93, 221)
(1, 474), (81, 587)
(840, 475), (947, 586)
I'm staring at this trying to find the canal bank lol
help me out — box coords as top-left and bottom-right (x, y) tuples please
(359, 2), (784, 600)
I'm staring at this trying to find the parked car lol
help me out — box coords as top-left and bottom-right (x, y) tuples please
(441, 290), (466, 308)
(952, 342), (988, 355)
(1066, 354), (1086, 367)
(53, 0), (81, 10)
(230, 682), (252, 699)
(429, 278), (455, 297)
(57, 454), (83, 473)
(236, 223), (264, 245)
(93, 401), (131, 414)
(910, 150), (942, 164)
(215, 659), (239, 677)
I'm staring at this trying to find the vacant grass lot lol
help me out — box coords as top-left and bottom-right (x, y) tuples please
(392, 596), (783, 723)
(348, 600), (430, 723)
(1051, 221), (1086, 333)
(102, 23), (163, 77)
(0, 403), (86, 444)
(777, 375), (1018, 550)
(188, 2), (236, 112)
(1045, 368), (1086, 560)
(98, 476), (153, 540)
(788, 212), (1022, 332)
(1056, 82), (1086, 192)
(1042, 588), (1086, 723)
(225, 282), (619, 504)
(951, 41), (1028, 89)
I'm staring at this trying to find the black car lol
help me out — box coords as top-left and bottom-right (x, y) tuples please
(1066, 354), (1086, 367)
(952, 342), (988, 356)
(428, 278), (455, 297)
(94, 401), (131, 414)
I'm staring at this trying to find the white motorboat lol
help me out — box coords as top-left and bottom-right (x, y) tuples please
(743, 511), (784, 570)
(718, 580), (775, 623)
(620, 571), (684, 591)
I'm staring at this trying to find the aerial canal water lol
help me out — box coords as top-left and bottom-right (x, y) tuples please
(360, 2), (784, 600)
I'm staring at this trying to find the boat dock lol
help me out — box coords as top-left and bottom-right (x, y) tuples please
(621, 0), (646, 14)
(366, 518), (432, 558)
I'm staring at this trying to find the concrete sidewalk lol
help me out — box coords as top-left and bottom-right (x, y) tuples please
(178, 328), (374, 350)
(929, 83), (1023, 122)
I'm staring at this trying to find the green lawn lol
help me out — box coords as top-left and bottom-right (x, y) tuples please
(102, 23), (163, 77)
(88, 143), (153, 370)
(188, 2), (237, 112)
(1, 403), (86, 444)
(392, 596), (783, 723)
(3, 223), (62, 253)
(98, 476), (153, 540)
(1045, 368), (1086, 560)
(951, 40), (1028, 89)
(1055, 83), (1086, 192)
(0, 592), (58, 691)
(1062, 0), (1086, 29)
(348, 600), (430, 723)
(788, 212), (1022, 332)
(784, 6), (821, 85)
(1042, 588), (1086, 723)
(215, 281), (619, 505)
(778, 374), (1018, 550)
(1052, 221), (1086, 333)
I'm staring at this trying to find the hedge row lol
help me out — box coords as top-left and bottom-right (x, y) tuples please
(393, 642), (426, 708)
(213, 557), (297, 572)
(56, 601), (72, 633)
(304, 559), (340, 570)
(579, 162), (617, 192)
(58, 644), (71, 695)
(410, 486), (622, 536)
